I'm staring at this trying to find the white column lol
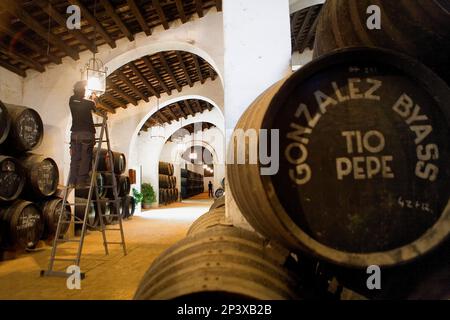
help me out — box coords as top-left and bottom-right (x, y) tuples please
(223, 0), (292, 228)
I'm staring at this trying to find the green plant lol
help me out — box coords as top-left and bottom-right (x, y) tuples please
(141, 183), (156, 204)
(132, 188), (143, 204)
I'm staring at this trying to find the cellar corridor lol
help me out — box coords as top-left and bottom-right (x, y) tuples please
(0, 196), (212, 300)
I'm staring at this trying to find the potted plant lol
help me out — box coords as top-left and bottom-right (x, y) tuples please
(141, 183), (156, 209)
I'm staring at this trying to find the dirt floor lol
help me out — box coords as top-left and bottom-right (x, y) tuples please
(0, 194), (213, 300)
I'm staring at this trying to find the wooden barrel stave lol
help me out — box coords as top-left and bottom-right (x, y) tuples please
(0, 156), (26, 202)
(0, 100), (11, 144)
(38, 198), (71, 239)
(187, 207), (227, 236)
(134, 226), (300, 300)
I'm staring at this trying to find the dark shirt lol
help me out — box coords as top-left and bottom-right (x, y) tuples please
(69, 95), (96, 133)
(208, 182), (213, 190)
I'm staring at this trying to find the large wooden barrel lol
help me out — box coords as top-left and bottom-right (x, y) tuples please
(227, 48), (450, 267)
(75, 172), (106, 199)
(109, 199), (125, 221)
(0, 200), (43, 249)
(94, 148), (126, 174)
(117, 175), (131, 197)
(38, 198), (71, 239)
(18, 154), (59, 200)
(159, 162), (174, 176)
(0, 100), (11, 144)
(134, 225), (301, 300)
(0, 156), (26, 202)
(187, 207), (227, 236)
(159, 188), (167, 205)
(210, 196), (225, 211)
(74, 197), (98, 228)
(96, 199), (113, 225)
(0, 104), (43, 154)
(103, 173), (120, 198)
(314, 0), (450, 83)
(159, 174), (171, 188)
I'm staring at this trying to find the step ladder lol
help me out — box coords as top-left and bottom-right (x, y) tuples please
(40, 112), (127, 279)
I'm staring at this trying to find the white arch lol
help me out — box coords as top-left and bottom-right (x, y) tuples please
(104, 40), (224, 87)
(128, 95), (225, 164)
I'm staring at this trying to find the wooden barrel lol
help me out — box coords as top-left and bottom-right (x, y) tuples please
(38, 198), (71, 239)
(0, 100), (11, 144)
(18, 154), (59, 200)
(0, 200), (43, 249)
(159, 162), (173, 176)
(103, 173), (120, 198)
(227, 48), (450, 267)
(187, 207), (227, 236)
(118, 175), (131, 197)
(75, 172), (106, 199)
(0, 156), (26, 202)
(94, 148), (126, 174)
(159, 174), (171, 188)
(221, 177), (225, 189)
(214, 188), (224, 199)
(74, 197), (98, 228)
(109, 199), (125, 220)
(122, 196), (135, 218)
(134, 225), (301, 300)
(0, 104), (43, 154)
(210, 196), (225, 211)
(96, 199), (113, 225)
(314, 0), (450, 83)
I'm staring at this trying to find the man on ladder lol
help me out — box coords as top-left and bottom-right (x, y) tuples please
(68, 80), (98, 188)
(40, 81), (127, 279)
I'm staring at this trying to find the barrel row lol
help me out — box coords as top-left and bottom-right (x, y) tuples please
(159, 174), (176, 189)
(159, 188), (178, 205)
(75, 174), (130, 200)
(94, 148), (127, 175)
(180, 169), (204, 199)
(159, 162), (174, 176)
(135, 201), (302, 300)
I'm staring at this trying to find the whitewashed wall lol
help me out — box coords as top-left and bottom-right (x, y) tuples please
(0, 68), (24, 105)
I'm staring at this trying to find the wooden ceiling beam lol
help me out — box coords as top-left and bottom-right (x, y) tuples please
(158, 52), (181, 92)
(100, 0), (134, 41)
(68, 0), (116, 49)
(0, 16), (62, 65)
(191, 53), (205, 84)
(193, 99), (202, 113)
(152, 0), (169, 30)
(194, 0), (204, 18)
(294, 7), (314, 50)
(175, 102), (187, 119)
(101, 93), (127, 109)
(96, 101), (116, 114)
(116, 71), (149, 102)
(108, 82), (138, 106)
(128, 63), (160, 98)
(300, 12), (319, 52)
(204, 101), (213, 111)
(35, 0), (97, 53)
(0, 59), (25, 77)
(0, 42), (45, 72)
(127, 0), (151, 36)
(176, 51), (193, 87)
(208, 66), (216, 81)
(184, 100), (195, 117)
(143, 56), (171, 95)
(216, 0), (223, 12)
(166, 105), (178, 122)
(156, 111), (170, 124)
(0, 0), (79, 60)
(174, 0), (187, 23)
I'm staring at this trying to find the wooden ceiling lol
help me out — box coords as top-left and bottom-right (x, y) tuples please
(96, 50), (217, 114)
(141, 98), (214, 132)
(0, 0), (222, 77)
(169, 122), (216, 141)
(290, 4), (322, 54)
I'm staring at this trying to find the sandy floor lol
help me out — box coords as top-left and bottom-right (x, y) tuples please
(0, 194), (213, 300)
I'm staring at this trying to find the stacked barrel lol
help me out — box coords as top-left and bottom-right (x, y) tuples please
(76, 148), (135, 229)
(224, 1), (450, 299)
(0, 101), (67, 252)
(158, 162), (178, 205)
(135, 197), (304, 300)
(180, 169), (203, 199)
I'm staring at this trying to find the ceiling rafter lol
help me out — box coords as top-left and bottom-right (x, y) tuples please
(116, 70), (149, 102)
(100, 0), (134, 41)
(108, 82), (138, 106)
(152, 0), (169, 30)
(128, 62), (160, 98)
(158, 52), (182, 92)
(127, 0), (151, 36)
(175, 0), (187, 23)
(191, 53), (205, 84)
(142, 56), (171, 95)
(0, 42), (45, 73)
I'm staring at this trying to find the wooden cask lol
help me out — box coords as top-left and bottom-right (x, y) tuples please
(0, 156), (26, 202)
(227, 48), (450, 267)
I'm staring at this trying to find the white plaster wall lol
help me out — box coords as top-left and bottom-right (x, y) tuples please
(0, 68), (24, 105)
(223, 0), (292, 229)
(18, 9), (224, 186)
